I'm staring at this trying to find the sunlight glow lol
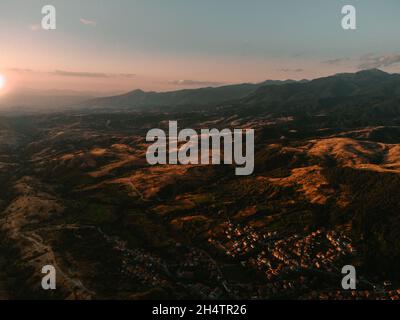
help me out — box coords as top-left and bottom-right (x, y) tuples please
(0, 75), (6, 90)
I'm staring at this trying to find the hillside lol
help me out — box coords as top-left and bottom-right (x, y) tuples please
(1, 70), (400, 299)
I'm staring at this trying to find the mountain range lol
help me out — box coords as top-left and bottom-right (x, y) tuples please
(80, 70), (400, 117)
(80, 79), (305, 109)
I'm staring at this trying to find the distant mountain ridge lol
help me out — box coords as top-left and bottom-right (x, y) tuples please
(80, 79), (306, 109)
(238, 69), (400, 107)
(234, 69), (400, 126)
(243, 69), (400, 105)
(79, 69), (400, 114)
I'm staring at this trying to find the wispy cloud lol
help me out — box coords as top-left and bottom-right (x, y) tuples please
(319, 54), (400, 70)
(278, 68), (304, 73)
(52, 70), (136, 79)
(80, 18), (97, 26)
(6, 68), (35, 73)
(169, 79), (225, 87)
(53, 70), (111, 78)
(358, 54), (400, 69)
(7, 68), (136, 79)
(116, 73), (137, 79)
(321, 57), (350, 65)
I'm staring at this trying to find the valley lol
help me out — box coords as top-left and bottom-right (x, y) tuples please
(1, 69), (400, 299)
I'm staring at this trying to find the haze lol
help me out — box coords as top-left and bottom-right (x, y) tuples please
(1, 0), (400, 101)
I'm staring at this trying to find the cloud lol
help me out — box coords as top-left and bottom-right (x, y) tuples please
(6, 68), (35, 73)
(118, 73), (137, 79)
(320, 54), (400, 70)
(80, 18), (97, 26)
(358, 54), (400, 69)
(322, 57), (350, 65)
(7, 68), (136, 79)
(169, 79), (225, 87)
(52, 70), (136, 79)
(278, 68), (304, 73)
(53, 70), (110, 78)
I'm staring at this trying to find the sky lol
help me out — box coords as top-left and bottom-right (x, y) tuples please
(0, 0), (400, 95)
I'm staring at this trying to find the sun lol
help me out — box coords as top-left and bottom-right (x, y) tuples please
(0, 74), (6, 90)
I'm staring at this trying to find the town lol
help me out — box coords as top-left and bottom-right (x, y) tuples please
(207, 222), (400, 299)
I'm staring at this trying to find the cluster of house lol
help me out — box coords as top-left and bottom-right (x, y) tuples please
(99, 222), (398, 300)
(209, 223), (354, 276)
(207, 222), (363, 298)
(178, 248), (222, 283)
(303, 288), (400, 300)
(266, 229), (355, 274)
(185, 283), (225, 299)
(110, 236), (169, 288)
(122, 249), (168, 287)
(222, 224), (264, 257)
(106, 231), (229, 297)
